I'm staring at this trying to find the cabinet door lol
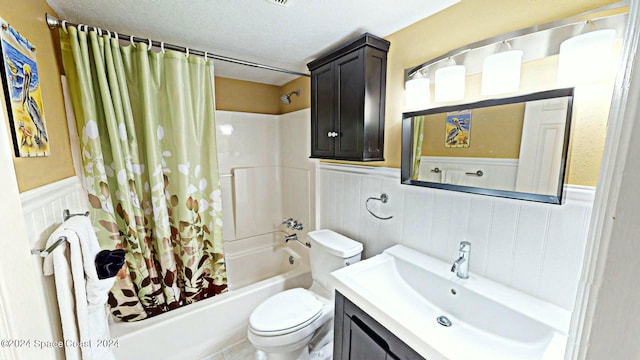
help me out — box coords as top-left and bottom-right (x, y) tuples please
(335, 50), (365, 159)
(311, 62), (335, 158)
(348, 316), (391, 360)
(335, 292), (425, 360)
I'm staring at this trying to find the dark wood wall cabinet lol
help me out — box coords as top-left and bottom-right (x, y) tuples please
(334, 291), (425, 360)
(307, 33), (390, 161)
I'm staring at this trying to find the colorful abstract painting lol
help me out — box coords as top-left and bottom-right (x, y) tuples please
(0, 18), (49, 157)
(445, 110), (471, 148)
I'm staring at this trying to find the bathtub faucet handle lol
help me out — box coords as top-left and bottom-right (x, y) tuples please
(282, 218), (303, 231)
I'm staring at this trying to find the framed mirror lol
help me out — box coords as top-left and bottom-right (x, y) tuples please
(401, 88), (574, 204)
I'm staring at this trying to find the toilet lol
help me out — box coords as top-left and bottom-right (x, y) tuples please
(247, 229), (363, 360)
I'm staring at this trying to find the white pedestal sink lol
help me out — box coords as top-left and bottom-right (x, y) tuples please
(330, 245), (570, 360)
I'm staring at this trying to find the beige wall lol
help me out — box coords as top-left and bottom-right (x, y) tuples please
(215, 76), (281, 114)
(279, 76), (311, 114)
(1, 0), (75, 192)
(421, 103), (524, 159)
(214, 76), (310, 115)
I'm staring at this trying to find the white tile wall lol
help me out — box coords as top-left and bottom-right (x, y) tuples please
(280, 109), (316, 234)
(318, 163), (594, 311)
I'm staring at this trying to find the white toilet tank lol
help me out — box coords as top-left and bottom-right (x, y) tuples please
(307, 230), (363, 297)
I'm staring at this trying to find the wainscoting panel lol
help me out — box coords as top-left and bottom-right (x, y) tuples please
(20, 175), (89, 360)
(318, 163), (594, 311)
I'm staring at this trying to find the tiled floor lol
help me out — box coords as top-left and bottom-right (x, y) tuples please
(207, 340), (261, 360)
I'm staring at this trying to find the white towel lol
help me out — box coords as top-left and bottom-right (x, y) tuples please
(441, 169), (467, 185)
(43, 216), (116, 360)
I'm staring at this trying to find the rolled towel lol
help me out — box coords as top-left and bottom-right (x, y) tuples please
(95, 249), (126, 280)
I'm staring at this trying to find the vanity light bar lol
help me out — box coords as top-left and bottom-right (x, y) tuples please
(405, 1), (628, 80)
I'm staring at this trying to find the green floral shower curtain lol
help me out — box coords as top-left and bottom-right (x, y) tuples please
(412, 116), (425, 180)
(60, 27), (226, 321)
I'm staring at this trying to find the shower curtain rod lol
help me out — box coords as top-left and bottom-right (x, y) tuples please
(45, 13), (310, 78)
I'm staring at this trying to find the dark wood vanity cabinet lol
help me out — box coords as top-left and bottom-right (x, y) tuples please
(334, 291), (425, 360)
(307, 33), (389, 161)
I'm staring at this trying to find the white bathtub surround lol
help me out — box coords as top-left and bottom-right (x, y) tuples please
(317, 163), (594, 312)
(216, 109), (316, 245)
(110, 242), (311, 360)
(43, 216), (116, 360)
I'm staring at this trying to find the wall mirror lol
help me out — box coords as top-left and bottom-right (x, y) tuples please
(401, 88), (574, 204)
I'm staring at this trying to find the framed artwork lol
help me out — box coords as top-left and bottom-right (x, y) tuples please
(0, 18), (50, 157)
(445, 110), (471, 148)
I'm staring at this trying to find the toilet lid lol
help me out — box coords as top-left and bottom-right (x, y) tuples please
(249, 288), (323, 335)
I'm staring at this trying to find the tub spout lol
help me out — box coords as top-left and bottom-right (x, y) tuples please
(283, 233), (311, 248)
(284, 233), (298, 242)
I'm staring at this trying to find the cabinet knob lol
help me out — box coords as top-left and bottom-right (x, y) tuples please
(328, 131), (338, 138)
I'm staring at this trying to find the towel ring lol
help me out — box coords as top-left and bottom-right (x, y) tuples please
(365, 193), (393, 220)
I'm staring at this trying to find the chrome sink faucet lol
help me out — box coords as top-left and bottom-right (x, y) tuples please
(451, 241), (471, 279)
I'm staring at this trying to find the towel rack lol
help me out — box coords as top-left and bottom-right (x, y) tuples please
(63, 209), (90, 221)
(31, 209), (89, 257)
(430, 167), (484, 177)
(365, 193), (393, 220)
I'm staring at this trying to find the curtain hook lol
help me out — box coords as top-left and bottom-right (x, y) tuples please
(77, 24), (84, 32)
(105, 29), (111, 39)
(186, 47), (189, 58)
(61, 20), (68, 34)
(160, 41), (165, 54)
(114, 32), (119, 41)
(147, 38), (152, 50)
(130, 35), (136, 48)
(204, 51), (208, 60)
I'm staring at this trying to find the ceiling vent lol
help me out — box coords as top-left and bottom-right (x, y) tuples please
(265, 0), (290, 7)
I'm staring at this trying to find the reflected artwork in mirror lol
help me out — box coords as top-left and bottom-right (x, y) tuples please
(401, 88), (574, 204)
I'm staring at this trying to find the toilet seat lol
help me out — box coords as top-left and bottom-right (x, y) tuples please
(249, 288), (324, 336)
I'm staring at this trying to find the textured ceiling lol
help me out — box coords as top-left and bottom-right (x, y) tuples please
(45, 0), (459, 85)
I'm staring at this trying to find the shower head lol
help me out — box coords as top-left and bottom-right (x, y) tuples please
(280, 90), (300, 105)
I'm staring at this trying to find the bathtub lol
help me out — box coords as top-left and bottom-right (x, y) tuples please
(110, 239), (312, 360)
